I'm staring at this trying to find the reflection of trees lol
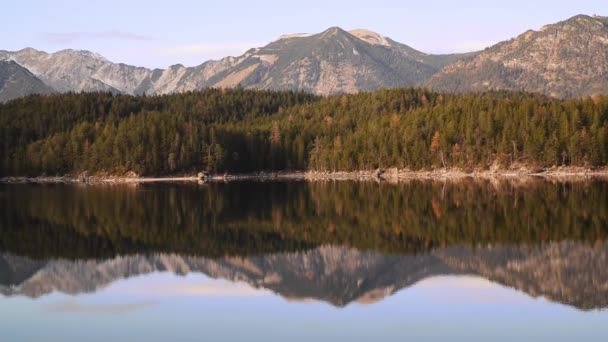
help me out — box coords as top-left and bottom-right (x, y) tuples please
(0, 180), (607, 259)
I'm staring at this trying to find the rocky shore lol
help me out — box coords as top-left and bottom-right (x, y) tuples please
(2, 166), (608, 185)
(302, 166), (608, 182)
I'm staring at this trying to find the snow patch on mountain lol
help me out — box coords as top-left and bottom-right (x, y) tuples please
(349, 29), (391, 47)
(279, 33), (314, 40)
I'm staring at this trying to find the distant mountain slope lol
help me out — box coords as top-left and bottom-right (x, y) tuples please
(427, 15), (608, 98)
(0, 27), (472, 97)
(0, 60), (55, 103)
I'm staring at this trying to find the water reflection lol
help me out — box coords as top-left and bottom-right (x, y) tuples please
(0, 180), (607, 311)
(1, 242), (607, 310)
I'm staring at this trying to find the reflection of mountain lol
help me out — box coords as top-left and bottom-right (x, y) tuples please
(2, 242), (606, 310)
(436, 242), (608, 310)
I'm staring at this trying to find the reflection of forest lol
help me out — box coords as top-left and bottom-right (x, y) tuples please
(1, 180), (606, 258)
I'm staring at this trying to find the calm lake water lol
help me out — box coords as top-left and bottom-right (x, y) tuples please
(1, 180), (607, 341)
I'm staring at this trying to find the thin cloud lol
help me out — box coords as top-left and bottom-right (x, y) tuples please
(120, 278), (272, 297)
(46, 300), (157, 314)
(159, 42), (262, 57)
(426, 40), (498, 54)
(449, 40), (498, 53)
(42, 30), (155, 44)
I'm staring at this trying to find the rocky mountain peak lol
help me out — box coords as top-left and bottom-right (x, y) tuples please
(55, 49), (109, 62)
(320, 26), (347, 37)
(15, 47), (46, 55)
(538, 15), (607, 35)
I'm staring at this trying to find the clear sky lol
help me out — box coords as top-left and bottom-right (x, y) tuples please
(2, 0), (607, 68)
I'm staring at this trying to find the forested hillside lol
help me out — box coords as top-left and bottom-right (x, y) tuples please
(1, 88), (607, 176)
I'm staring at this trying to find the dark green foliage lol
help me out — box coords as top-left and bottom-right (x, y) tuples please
(1, 88), (608, 176)
(0, 89), (317, 175)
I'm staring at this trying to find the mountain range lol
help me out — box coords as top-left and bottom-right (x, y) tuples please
(1, 242), (606, 310)
(0, 14), (607, 102)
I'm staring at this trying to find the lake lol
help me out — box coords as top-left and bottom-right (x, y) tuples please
(1, 179), (607, 341)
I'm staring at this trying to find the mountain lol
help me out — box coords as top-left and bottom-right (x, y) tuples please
(2, 242), (607, 310)
(427, 15), (608, 98)
(0, 28), (471, 98)
(0, 60), (55, 102)
(198, 27), (469, 95)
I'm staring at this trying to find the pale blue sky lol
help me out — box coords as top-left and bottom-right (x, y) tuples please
(1, 273), (607, 341)
(2, 0), (607, 68)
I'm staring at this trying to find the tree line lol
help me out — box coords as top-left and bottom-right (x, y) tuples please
(1, 88), (607, 176)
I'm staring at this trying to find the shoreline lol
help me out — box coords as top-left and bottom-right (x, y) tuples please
(2, 167), (608, 184)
